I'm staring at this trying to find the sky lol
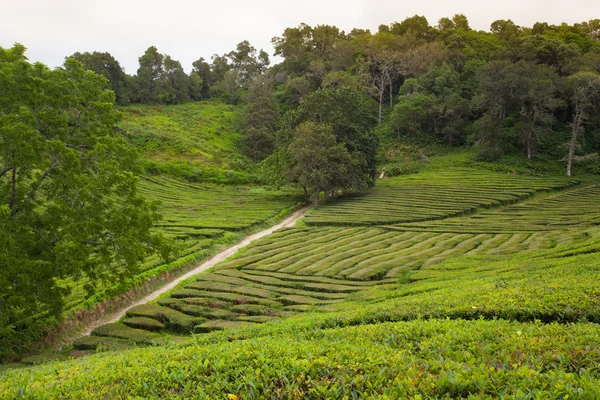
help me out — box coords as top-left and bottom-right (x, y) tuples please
(1, 0), (599, 74)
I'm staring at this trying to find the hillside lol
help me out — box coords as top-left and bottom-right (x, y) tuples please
(3, 158), (600, 398)
(119, 101), (255, 184)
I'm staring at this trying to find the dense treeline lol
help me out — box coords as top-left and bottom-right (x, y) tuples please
(71, 40), (269, 106)
(72, 15), (600, 183)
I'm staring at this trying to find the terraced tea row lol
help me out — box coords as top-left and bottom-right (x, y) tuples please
(74, 170), (596, 352)
(140, 176), (300, 231)
(214, 227), (575, 280)
(72, 269), (378, 350)
(305, 168), (576, 226)
(388, 184), (600, 233)
(61, 176), (301, 311)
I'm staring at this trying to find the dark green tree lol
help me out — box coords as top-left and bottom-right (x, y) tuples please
(227, 40), (269, 85)
(70, 51), (130, 105)
(287, 122), (355, 202)
(241, 77), (279, 161)
(189, 57), (213, 100)
(566, 71), (600, 176)
(390, 92), (431, 137)
(135, 47), (189, 104)
(293, 87), (379, 190)
(0, 44), (170, 359)
(136, 46), (164, 103)
(163, 55), (190, 104)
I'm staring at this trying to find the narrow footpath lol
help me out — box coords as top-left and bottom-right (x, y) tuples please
(79, 206), (310, 337)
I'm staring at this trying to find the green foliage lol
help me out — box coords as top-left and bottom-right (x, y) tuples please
(134, 46), (190, 105)
(241, 77), (278, 161)
(278, 86), (380, 197)
(70, 51), (130, 105)
(288, 122), (357, 202)
(0, 45), (169, 361)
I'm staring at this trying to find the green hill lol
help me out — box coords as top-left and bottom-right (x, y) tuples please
(118, 100), (256, 184)
(4, 158), (600, 398)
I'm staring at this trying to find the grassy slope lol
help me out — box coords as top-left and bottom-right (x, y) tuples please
(5, 152), (600, 398)
(119, 101), (248, 170)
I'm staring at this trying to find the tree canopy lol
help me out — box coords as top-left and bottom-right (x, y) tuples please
(0, 44), (169, 358)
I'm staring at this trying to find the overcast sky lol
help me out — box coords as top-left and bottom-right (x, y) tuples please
(2, 0), (599, 74)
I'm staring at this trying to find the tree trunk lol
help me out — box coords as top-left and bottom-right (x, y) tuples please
(527, 116), (536, 160)
(303, 186), (308, 204)
(389, 80), (393, 108)
(9, 167), (16, 211)
(378, 88), (384, 125)
(567, 112), (582, 177)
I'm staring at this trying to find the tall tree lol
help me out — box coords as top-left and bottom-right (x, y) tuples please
(566, 71), (600, 176)
(294, 87), (379, 188)
(473, 60), (523, 159)
(163, 55), (190, 104)
(364, 43), (401, 124)
(514, 62), (563, 159)
(227, 40), (269, 85)
(0, 45), (169, 358)
(287, 122), (355, 202)
(241, 77), (278, 161)
(190, 57), (213, 100)
(136, 46), (164, 103)
(70, 51), (130, 105)
(219, 69), (241, 104)
(390, 92), (431, 138)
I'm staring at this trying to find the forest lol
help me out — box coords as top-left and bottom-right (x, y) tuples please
(67, 15), (600, 180)
(1, 13), (600, 398)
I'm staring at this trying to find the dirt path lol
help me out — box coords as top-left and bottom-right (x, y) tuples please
(79, 206), (310, 337)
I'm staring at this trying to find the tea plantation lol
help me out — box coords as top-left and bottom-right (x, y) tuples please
(2, 165), (600, 398)
(60, 176), (301, 312)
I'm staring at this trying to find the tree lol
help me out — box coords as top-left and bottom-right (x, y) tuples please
(473, 60), (523, 159)
(287, 122), (355, 202)
(241, 77), (278, 161)
(70, 51), (130, 105)
(163, 55), (190, 104)
(0, 44), (169, 358)
(363, 42), (401, 124)
(293, 87), (379, 190)
(227, 41), (269, 86)
(284, 76), (312, 105)
(513, 62), (562, 159)
(417, 63), (470, 145)
(218, 69), (241, 104)
(136, 46), (164, 103)
(135, 47), (190, 104)
(566, 71), (600, 176)
(390, 15), (437, 42)
(399, 41), (450, 78)
(190, 57), (213, 100)
(390, 92), (431, 137)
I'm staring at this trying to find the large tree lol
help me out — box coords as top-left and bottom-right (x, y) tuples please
(277, 87), (379, 196)
(287, 122), (355, 202)
(241, 77), (279, 161)
(0, 45), (169, 359)
(135, 46), (189, 104)
(566, 71), (600, 176)
(70, 51), (130, 105)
